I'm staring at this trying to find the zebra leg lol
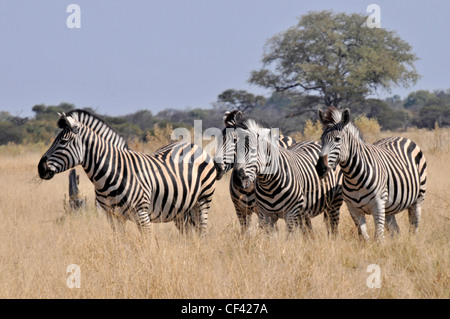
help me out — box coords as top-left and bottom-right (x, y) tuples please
(285, 211), (302, 234)
(258, 212), (278, 233)
(323, 211), (331, 235)
(347, 206), (370, 241)
(173, 216), (187, 234)
(372, 202), (386, 241)
(196, 197), (211, 237)
(174, 205), (198, 235)
(136, 210), (152, 235)
(95, 200), (107, 217)
(302, 214), (314, 237)
(96, 201), (126, 233)
(236, 207), (252, 233)
(106, 212), (126, 233)
(408, 202), (422, 234)
(324, 209), (340, 238)
(385, 214), (400, 237)
(327, 193), (343, 237)
(175, 198), (210, 236)
(175, 201), (209, 236)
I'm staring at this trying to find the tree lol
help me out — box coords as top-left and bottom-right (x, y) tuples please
(404, 90), (437, 110)
(364, 99), (410, 130)
(414, 104), (450, 128)
(0, 121), (24, 145)
(249, 10), (420, 109)
(32, 103), (75, 121)
(217, 89), (266, 113)
(123, 110), (155, 131)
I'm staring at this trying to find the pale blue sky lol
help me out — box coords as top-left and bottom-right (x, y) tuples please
(0, 0), (449, 117)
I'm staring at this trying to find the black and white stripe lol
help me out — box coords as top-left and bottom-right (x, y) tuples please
(214, 111), (295, 231)
(316, 106), (427, 240)
(231, 119), (343, 235)
(38, 110), (216, 235)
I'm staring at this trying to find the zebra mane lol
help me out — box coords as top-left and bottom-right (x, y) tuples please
(235, 118), (277, 144)
(321, 106), (364, 142)
(320, 106), (342, 126)
(235, 118), (262, 131)
(223, 110), (244, 128)
(62, 109), (129, 150)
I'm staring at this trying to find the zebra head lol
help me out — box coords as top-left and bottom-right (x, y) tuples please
(233, 120), (279, 190)
(316, 107), (351, 178)
(213, 110), (244, 180)
(38, 113), (84, 180)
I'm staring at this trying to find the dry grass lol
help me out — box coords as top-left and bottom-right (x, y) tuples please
(0, 128), (448, 299)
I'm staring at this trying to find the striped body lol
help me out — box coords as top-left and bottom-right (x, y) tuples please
(38, 110), (216, 234)
(93, 142), (216, 227)
(215, 110), (296, 231)
(233, 120), (343, 234)
(317, 107), (427, 240)
(341, 137), (426, 215)
(229, 134), (295, 231)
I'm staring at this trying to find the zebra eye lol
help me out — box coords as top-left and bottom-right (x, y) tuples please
(60, 139), (69, 145)
(334, 136), (341, 143)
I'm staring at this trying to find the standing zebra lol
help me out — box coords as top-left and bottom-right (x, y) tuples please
(214, 110), (295, 231)
(231, 118), (343, 235)
(315, 106), (427, 240)
(38, 110), (216, 235)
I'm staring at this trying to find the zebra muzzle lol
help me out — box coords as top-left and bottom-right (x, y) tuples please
(315, 154), (329, 179)
(235, 168), (252, 190)
(38, 157), (56, 180)
(241, 178), (252, 190)
(214, 161), (226, 180)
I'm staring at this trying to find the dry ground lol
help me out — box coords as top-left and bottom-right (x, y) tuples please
(0, 129), (448, 298)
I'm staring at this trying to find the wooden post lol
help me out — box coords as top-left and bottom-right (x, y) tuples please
(68, 169), (86, 211)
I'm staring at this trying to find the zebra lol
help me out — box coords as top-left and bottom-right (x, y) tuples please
(216, 111), (295, 179)
(315, 106), (427, 241)
(214, 110), (295, 231)
(38, 110), (216, 235)
(231, 118), (343, 235)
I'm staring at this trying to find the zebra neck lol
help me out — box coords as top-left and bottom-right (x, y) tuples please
(256, 149), (282, 184)
(81, 130), (126, 190)
(340, 135), (371, 181)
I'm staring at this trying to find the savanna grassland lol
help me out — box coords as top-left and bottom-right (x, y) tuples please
(0, 127), (448, 299)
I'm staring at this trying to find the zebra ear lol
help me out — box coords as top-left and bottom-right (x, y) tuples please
(57, 113), (68, 129)
(318, 109), (325, 125)
(235, 111), (244, 122)
(341, 108), (351, 127)
(222, 111), (231, 124)
(57, 113), (80, 133)
(224, 110), (245, 128)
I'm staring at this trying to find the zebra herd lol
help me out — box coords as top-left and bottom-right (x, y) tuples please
(38, 107), (427, 241)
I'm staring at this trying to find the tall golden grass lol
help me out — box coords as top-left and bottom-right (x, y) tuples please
(0, 127), (448, 298)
